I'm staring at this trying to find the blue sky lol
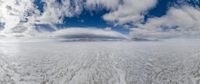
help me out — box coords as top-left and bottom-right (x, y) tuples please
(0, 0), (200, 39)
(33, 0), (200, 34)
(33, 0), (130, 34)
(33, 0), (157, 34)
(33, 0), (165, 33)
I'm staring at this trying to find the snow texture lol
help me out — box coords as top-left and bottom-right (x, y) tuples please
(0, 40), (200, 84)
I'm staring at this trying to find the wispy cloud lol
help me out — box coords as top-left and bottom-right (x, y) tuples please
(130, 6), (200, 40)
(1, 0), (200, 39)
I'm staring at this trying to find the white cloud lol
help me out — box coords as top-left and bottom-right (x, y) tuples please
(130, 6), (200, 40)
(0, 0), (36, 35)
(85, 0), (120, 10)
(1, 0), (200, 40)
(103, 0), (157, 25)
(52, 27), (128, 40)
(0, 0), (158, 38)
(35, 0), (84, 24)
(0, 0), (84, 37)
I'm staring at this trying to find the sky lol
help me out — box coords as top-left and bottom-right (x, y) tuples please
(0, 0), (200, 39)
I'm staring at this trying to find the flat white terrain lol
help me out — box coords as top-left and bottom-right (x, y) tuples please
(0, 40), (200, 84)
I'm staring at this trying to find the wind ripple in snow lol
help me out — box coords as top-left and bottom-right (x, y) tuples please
(0, 41), (200, 84)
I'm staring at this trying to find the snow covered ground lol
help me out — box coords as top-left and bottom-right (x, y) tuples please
(0, 39), (200, 84)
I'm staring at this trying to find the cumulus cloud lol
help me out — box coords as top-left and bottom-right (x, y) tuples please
(85, 0), (120, 10)
(130, 6), (200, 40)
(0, 0), (158, 37)
(0, 0), (84, 37)
(35, 0), (84, 24)
(1, 0), (200, 40)
(0, 0), (37, 36)
(103, 0), (157, 26)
